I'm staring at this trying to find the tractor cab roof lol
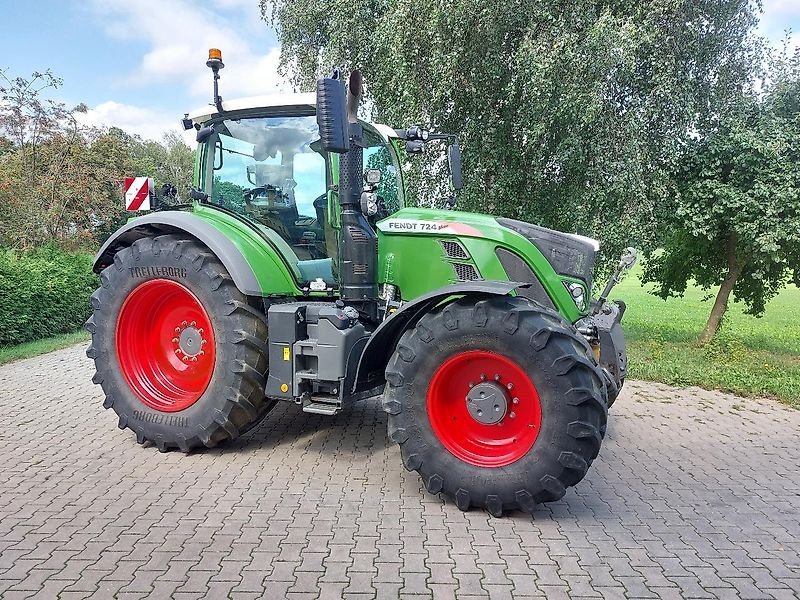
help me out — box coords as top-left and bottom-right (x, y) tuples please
(188, 92), (317, 123)
(187, 93), (398, 142)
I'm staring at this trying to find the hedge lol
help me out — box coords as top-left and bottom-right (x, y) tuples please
(0, 247), (98, 346)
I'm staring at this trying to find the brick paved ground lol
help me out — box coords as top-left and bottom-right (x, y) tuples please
(0, 344), (798, 599)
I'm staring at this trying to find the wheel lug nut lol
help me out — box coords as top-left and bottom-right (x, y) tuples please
(507, 383), (514, 390)
(198, 328), (203, 334)
(494, 374), (501, 381)
(175, 327), (181, 333)
(182, 321), (188, 327)
(480, 374), (486, 381)
(172, 338), (179, 344)
(468, 382), (474, 388)
(191, 357), (198, 362)
(175, 349), (181, 355)
(510, 412), (516, 418)
(513, 397), (519, 405)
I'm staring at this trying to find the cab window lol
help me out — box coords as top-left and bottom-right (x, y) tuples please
(207, 115), (328, 260)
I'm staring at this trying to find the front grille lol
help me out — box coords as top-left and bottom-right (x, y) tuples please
(452, 263), (480, 281)
(440, 240), (469, 260)
(495, 248), (556, 310)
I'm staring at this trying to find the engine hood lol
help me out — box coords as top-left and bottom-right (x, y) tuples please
(496, 217), (597, 289)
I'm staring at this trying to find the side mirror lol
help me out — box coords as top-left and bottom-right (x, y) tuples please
(316, 77), (350, 154)
(448, 143), (463, 191)
(196, 125), (214, 143)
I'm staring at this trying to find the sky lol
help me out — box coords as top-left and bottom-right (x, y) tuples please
(1, 0), (798, 143)
(0, 0), (292, 142)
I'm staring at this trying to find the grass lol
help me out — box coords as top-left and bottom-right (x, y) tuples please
(617, 266), (800, 408)
(0, 330), (89, 366)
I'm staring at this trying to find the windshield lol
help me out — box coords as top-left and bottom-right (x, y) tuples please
(203, 115), (403, 263)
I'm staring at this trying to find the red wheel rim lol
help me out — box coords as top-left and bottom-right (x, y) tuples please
(115, 279), (215, 412)
(427, 350), (541, 467)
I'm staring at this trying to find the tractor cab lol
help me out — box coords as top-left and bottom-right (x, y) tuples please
(187, 94), (404, 286)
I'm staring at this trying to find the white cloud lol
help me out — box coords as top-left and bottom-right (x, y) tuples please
(74, 0), (295, 141)
(87, 0), (292, 100)
(758, 0), (800, 48)
(77, 100), (194, 143)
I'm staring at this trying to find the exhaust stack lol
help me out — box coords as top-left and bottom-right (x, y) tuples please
(336, 72), (378, 315)
(315, 70), (378, 317)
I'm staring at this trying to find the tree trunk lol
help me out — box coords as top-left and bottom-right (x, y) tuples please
(698, 233), (743, 345)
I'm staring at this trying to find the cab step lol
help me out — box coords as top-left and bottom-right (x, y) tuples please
(302, 394), (341, 415)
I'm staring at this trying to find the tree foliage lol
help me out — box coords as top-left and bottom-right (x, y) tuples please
(264, 0), (759, 267)
(0, 69), (194, 249)
(212, 177), (247, 212)
(642, 42), (800, 342)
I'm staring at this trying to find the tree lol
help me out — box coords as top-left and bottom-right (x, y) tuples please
(264, 0), (759, 270)
(0, 68), (195, 249)
(0, 69), (95, 248)
(642, 41), (800, 344)
(212, 177), (246, 212)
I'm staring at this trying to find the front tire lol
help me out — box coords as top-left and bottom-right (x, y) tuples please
(86, 234), (273, 451)
(382, 296), (608, 516)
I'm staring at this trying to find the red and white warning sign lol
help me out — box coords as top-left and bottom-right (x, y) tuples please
(124, 177), (154, 211)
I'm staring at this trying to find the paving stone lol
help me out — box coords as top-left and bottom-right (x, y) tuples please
(0, 347), (798, 600)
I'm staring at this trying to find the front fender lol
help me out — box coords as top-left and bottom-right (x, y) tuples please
(94, 209), (300, 297)
(352, 280), (527, 393)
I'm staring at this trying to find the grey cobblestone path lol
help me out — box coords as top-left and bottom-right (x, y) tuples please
(0, 344), (798, 599)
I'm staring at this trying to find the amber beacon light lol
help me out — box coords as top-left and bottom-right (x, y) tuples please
(206, 48), (225, 113)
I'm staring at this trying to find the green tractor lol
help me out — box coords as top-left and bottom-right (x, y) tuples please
(87, 52), (635, 515)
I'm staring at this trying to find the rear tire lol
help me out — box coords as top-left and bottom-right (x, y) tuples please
(86, 234), (274, 452)
(382, 296), (608, 516)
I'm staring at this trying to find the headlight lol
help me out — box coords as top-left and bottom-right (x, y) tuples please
(563, 281), (586, 312)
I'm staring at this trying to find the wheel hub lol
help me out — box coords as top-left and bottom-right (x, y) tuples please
(176, 324), (205, 358)
(466, 382), (508, 425)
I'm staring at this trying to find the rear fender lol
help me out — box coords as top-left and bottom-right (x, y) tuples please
(94, 210), (300, 297)
(352, 281), (526, 393)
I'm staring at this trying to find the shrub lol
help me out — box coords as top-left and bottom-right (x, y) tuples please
(0, 247), (97, 346)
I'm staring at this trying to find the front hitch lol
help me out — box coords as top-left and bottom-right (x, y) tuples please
(591, 247), (637, 316)
(579, 247), (637, 405)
